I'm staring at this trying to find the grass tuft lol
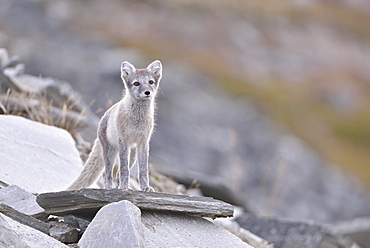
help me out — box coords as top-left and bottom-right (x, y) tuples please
(0, 88), (87, 135)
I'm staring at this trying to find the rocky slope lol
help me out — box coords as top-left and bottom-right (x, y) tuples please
(1, 0), (370, 223)
(0, 115), (254, 247)
(0, 115), (362, 247)
(0, 48), (368, 247)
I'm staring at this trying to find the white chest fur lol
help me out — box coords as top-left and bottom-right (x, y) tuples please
(106, 98), (154, 148)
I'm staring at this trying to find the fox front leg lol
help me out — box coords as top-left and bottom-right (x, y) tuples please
(118, 140), (130, 190)
(138, 143), (154, 192)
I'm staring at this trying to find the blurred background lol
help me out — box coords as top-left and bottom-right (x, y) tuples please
(1, 0), (369, 223)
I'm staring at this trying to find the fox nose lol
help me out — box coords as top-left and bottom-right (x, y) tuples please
(144, 91), (151, 96)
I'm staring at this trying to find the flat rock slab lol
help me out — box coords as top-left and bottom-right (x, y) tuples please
(0, 203), (50, 234)
(326, 217), (370, 248)
(0, 213), (69, 248)
(142, 211), (252, 248)
(49, 222), (79, 244)
(0, 185), (44, 217)
(236, 213), (359, 248)
(0, 214), (29, 248)
(78, 200), (250, 248)
(36, 188), (234, 219)
(0, 116), (82, 193)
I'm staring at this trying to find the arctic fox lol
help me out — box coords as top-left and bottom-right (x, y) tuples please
(67, 60), (162, 192)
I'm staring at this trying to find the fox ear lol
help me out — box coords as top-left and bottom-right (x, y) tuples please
(121, 61), (136, 82)
(147, 60), (162, 80)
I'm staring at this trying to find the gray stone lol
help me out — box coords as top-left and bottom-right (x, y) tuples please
(0, 185), (44, 218)
(0, 102), (5, 114)
(36, 188), (234, 219)
(0, 72), (20, 92)
(0, 94), (89, 132)
(78, 200), (251, 248)
(0, 48), (98, 137)
(235, 213), (360, 248)
(9, 74), (83, 111)
(0, 203), (50, 234)
(5, 74), (96, 132)
(49, 222), (79, 244)
(142, 211), (252, 248)
(0, 48), (24, 76)
(0, 48), (22, 92)
(78, 200), (145, 248)
(212, 217), (274, 248)
(0, 214), (29, 248)
(64, 214), (90, 232)
(0, 213), (69, 248)
(0, 115), (82, 193)
(327, 217), (370, 248)
(0, 180), (8, 189)
(3, 0), (370, 223)
(152, 65), (370, 223)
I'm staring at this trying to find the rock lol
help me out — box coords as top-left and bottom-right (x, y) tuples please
(327, 217), (370, 248)
(152, 64), (370, 223)
(0, 93), (89, 132)
(142, 211), (252, 248)
(0, 48), (22, 92)
(147, 166), (187, 195)
(0, 180), (8, 189)
(78, 200), (145, 248)
(6, 74), (97, 133)
(3, 0), (370, 223)
(1, 213), (69, 248)
(0, 48), (24, 76)
(49, 222), (79, 244)
(0, 115), (82, 193)
(235, 213), (360, 248)
(64, 214), (90, 232)
(0, 185), (45, 218)
(0, 47), (99, 138)
(36, 188), (234, 219)
(212, 218), (274, 248)
(0, 214), (29, 248)
(79, 200), (251, 248)
(0, 72), (20, 92)
(9, 74), (82, 111)
(0, 203), (50, 234)
(0, 199), (78, 244)
(0, 102), (5, 114)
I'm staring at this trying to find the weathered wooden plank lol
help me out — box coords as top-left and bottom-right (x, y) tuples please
(36, 189), (234, 219)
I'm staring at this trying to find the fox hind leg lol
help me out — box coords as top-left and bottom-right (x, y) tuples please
(102, 144), (118, 190)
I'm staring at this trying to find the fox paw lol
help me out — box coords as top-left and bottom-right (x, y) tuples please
(141, 186), (155, 192)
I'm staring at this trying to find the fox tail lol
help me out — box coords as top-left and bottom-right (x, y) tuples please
(66, 139), (104, 190)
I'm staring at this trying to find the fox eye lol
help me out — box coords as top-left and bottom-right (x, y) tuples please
(133, 82), (140, 86)
(149, 80), (154, 84)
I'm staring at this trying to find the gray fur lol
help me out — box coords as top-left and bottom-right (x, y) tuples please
(66, 139), (104, 190)
(67, 60), (162, 192)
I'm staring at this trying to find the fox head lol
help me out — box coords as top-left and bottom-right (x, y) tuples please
(120, 60), (162, 101)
